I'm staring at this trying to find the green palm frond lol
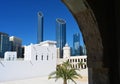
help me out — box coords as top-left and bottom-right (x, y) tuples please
(70, 78), (77, 84)
(48, 60), (83, 84)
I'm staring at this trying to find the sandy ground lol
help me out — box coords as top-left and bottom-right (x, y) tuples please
(0, 76), (88, 84)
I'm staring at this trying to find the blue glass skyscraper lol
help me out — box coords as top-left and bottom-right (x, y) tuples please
(0, 32), (10, 58)
(83, 45), (87, 55)
(56, 18), (66, 58)
(73, 33), (80, 56)
(37, 12), (43, 43)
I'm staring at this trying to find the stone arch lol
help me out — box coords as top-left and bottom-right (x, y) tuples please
(62, 0), (103, 68)
(62, 0), (117, 84)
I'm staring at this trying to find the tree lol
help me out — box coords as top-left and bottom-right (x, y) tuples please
(48, 61), (82, 84)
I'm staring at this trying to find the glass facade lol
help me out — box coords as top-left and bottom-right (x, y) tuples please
(9, 36), (22, 58)
(73, 33), (80, 56)
(56, 18), (66, 58)
(80, 45), (83, 55)
(0, 32), (10, 58)
(37, 12), (43, 43)
(82, 45), (87, 55)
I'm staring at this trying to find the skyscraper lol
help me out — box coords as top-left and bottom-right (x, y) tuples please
(83, 45), (87, 55)
(37, 12), (43, 44)
(9, 36), (22, 58)
(56, 18), (66, 58)
(0, 32), (10, 58)
(73, 33), (80, 56)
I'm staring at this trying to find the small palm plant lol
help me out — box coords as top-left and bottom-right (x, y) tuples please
(48, 61), (82, 84)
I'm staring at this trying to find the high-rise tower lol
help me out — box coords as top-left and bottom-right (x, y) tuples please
(37, 12), (43, 44)
(0, 32), (10, 58)
(56, 18), (66, 58)
(73, 33), (80, 56)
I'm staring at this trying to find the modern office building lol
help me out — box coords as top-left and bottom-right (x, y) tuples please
(37, 12), (43, 44)
(82, 45), (87, 55)
(73, 33), (80, 56)
(80, 45), (83, 55)
(9, 36), (22, 58)
(56, 18), (66, 58)
(0, 32), (10, 58)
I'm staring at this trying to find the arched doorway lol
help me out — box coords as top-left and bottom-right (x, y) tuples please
(62, 0), (117, 84)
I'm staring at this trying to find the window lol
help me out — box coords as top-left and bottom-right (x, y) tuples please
(81, 59), (83, 62)
(76, 64), (77, 69)
(68, 59), (69, 62)
(47, 55), (48, 60)
(9, 55), (11, 60)
(81, 64), (83, 69)
(75, 59), (77, 62)
(84, 65), (87, 69)
(41, 55), (43, 60)
(36, 55), (38, 60)
(78, 64), (80, 68)
(84, 59), (87, 62)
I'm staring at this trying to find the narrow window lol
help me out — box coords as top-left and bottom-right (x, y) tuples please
(81, 64), (83, 69)
(36, 55), (38, 60)
(81, 59), (83, 62)
(76, 64), (77, 69)
(9, 55), (11, 60)
(75, 59), (77, 62)
(84, 65), (87, 69)
(84, 59), (87, 62)
(47, 55), (48, 60)
(78, 64), (80, 68)
(41, 55), (43, 60)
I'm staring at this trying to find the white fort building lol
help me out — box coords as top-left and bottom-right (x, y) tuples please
(0, 40), (88, 84)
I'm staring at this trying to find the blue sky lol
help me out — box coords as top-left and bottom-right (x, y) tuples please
(0, 0), (84, 47)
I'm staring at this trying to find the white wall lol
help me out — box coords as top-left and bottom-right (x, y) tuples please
(0, 41), (57, 82)
(4, 52), (17, 61)
(0, 41), (88, 83)
(0, 59), (56, 82)
(24, 42), (56, 62)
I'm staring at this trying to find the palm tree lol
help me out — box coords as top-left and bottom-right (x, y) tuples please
(48, 61), (82, 84)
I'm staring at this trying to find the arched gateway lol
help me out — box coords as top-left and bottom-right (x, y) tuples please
(62, 0), (117, 84)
